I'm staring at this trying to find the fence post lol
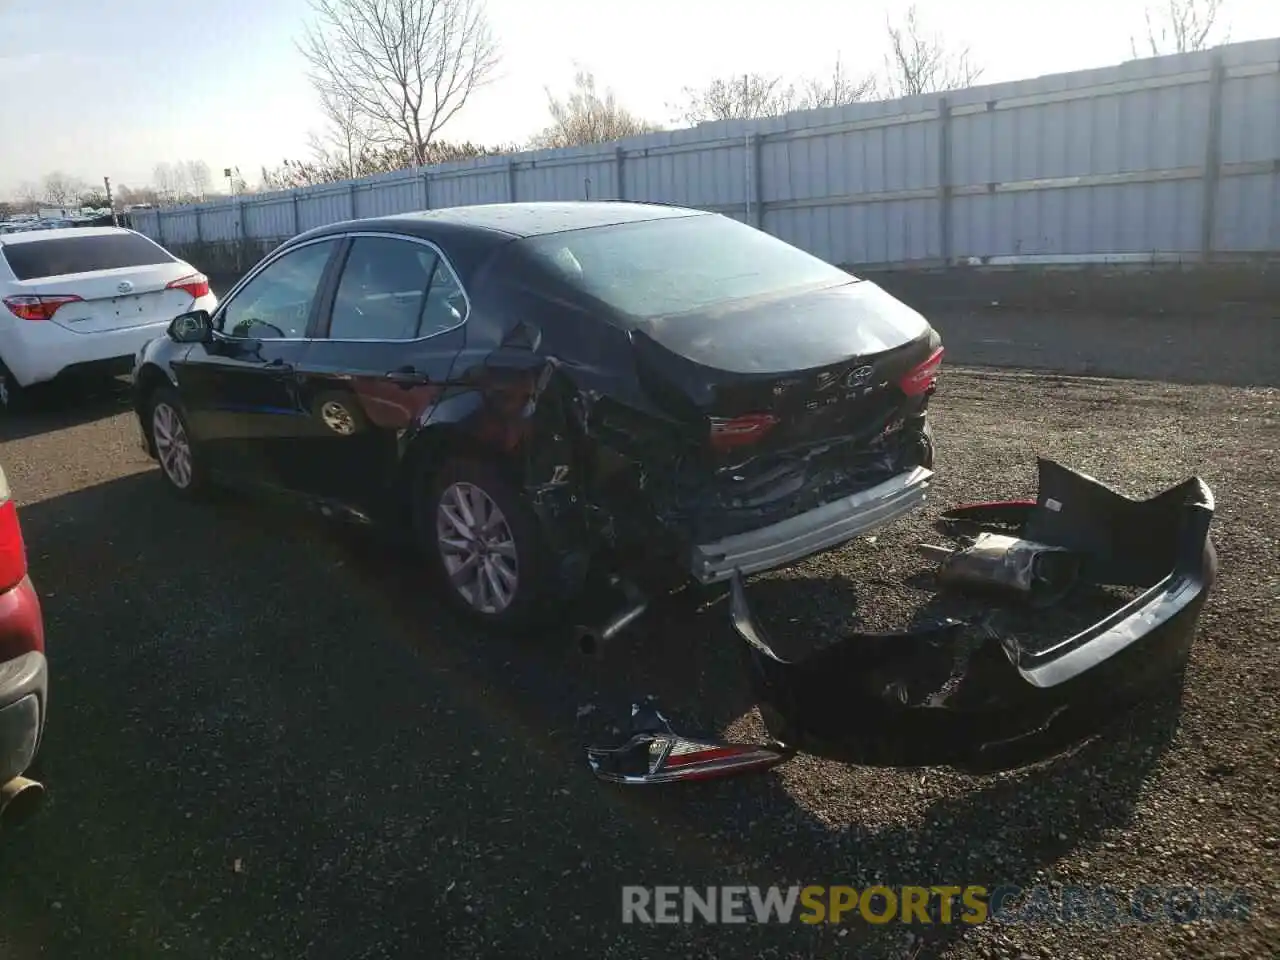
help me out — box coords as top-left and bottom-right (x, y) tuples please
(236, 200), (247, 272)
(507, 159), (518, 202)
(194, 207), (202, 244)
(750, 133), (764, 229)
(421, 170), (431, 210)
(1200, 51), (1225, 262)
(291, 193), (300, 236)
(937, 96), (952, 266)
(616, 147), (626, 200)
(348, 182), (357, 219)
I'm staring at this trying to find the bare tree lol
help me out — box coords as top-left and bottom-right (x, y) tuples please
(305, 89), (378, 180)
(673, 73), (797, 125)
(299, 0), (500, 166)
(13, 183), (40, 213)
(531, 70), (660, 149)
(186, 160), (212, 200)
(42, 171), (86, 206)
(153, 162), (177, 203)
(1132, 0), (1228, 56)
(797, 57), (878, 110)
(884, 4), (983, 98)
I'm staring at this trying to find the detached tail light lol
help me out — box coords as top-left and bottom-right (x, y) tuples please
(708, 413), (780, 452)
(587, 733), (791, 784)
(0, 472), (27, 593)
(899, 346), (945, 396)
(3, 294), (83, 321)
(166, 273), (210, 299)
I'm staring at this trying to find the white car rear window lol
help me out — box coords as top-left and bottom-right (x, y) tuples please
(1, 233), (174, 281)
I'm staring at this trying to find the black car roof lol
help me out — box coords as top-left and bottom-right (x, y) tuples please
(289, 202), (709, 280)
(297, 201), (704, 242)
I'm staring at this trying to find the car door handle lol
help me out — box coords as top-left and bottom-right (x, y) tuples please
(384, 366), (430, 385)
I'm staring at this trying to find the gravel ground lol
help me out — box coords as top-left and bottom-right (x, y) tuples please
(0, 366), (1276, 959)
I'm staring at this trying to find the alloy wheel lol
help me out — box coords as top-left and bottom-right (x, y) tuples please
(436, 481), (519, 614)
(152, 402), (194, 489)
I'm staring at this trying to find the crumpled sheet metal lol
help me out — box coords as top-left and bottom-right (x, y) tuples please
(728, 458), (1217, 773)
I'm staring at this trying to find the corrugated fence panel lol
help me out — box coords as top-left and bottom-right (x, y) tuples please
(355, 175), (422, 219)
(244, 197), (296, 240)
(130, 39), (1280, 265)
(515, 153), (619, 202)
(1215, 55), (1280, 251)
(297, 188), (354, 231)
(429, 166), (509, 207)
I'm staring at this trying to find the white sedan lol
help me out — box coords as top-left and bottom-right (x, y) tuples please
(0, 226), (217, 408)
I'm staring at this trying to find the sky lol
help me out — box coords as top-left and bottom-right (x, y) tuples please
(1, 0), (1278, 197)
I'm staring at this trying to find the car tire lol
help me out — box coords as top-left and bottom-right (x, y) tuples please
(0, 360), (27, 414)
(145, 386), (208, 498)
(417, 458), (555, 632)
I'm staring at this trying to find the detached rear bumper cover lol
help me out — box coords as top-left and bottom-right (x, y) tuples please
(690, 466), (933, 583)
(0, 650), (48, 785)
(730, 459), (1216, 772)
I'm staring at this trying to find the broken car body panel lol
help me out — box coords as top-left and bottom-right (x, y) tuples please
(725, 459), (1216, 773)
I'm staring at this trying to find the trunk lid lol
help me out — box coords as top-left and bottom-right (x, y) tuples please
(631, 280), (938, 460)
(9, 264), (200, 334)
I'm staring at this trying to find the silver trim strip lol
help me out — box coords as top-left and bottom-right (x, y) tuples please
(212, 230), (471, 345)
(690, 467), (933, 583)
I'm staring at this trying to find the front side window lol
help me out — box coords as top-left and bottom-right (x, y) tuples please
(328, 236), (464, 341)
(219, 240), (337, 339)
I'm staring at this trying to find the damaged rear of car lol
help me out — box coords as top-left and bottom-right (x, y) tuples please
(495, 209), (941, 606)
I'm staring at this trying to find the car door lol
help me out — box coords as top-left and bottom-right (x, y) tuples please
(174, 237), (342, 491)
(286, 232), (469, 514)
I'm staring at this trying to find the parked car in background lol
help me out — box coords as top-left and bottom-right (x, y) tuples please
(131, 203), (941, 630)
(0, 461), (46, 820)
(0, 226), (216, 409)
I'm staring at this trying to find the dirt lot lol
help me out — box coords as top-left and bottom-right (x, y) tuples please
(0, 362), (1277, 959)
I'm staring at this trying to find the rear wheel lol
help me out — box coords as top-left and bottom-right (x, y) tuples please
(417, 458), (554, 631)
(146, 386), (207, 497)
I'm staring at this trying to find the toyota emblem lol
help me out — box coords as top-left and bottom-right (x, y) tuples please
(117, 280), (134, 294)
(844, 365), (874, 387)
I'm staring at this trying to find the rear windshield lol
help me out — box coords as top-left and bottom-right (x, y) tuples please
(513, 213), (852, 320)
(1, 232), (174, 281)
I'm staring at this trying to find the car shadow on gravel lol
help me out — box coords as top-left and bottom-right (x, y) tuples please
(2, 471), (1186, 958)
(0, 375), (134, 443)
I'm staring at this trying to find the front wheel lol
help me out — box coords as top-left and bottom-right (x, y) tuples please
(417, 459), (554, 631)
(146, 386), (208, 497)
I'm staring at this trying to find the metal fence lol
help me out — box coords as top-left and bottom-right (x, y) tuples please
(130, 38), (1280, 269)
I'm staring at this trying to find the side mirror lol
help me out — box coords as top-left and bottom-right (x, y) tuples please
(168, 309), (213, 344)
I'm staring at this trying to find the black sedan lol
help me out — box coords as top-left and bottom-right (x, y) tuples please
(132, 203), (943, 630)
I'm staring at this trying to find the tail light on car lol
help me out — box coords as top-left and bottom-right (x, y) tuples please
(166, 273), (210, 299)
(0, 473), (27, 593)
(708, 413), (780, 452)
(899, 346), (944, 397)
(2, 295), (83, 322)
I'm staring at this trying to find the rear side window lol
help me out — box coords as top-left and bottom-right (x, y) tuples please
(1, 233), (174, 281)
(512, 213), (852, 321)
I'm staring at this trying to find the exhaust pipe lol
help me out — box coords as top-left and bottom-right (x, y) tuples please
(575, 578), (648, 657)
(0, 776), (45, 828)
